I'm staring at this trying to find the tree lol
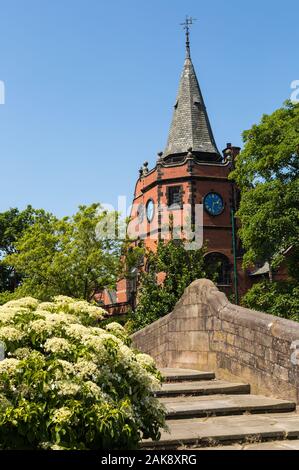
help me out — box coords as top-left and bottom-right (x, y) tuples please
(0, 206), (50, 292)
(128, 240), (207, 331)
(242, 280), (299, 321)
(3, 204), (121, 301)
(229, 101), (299, 277)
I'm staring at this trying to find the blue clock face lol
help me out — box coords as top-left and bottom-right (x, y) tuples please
(204, 192), (224, 216)
(146, 199), (155, 222)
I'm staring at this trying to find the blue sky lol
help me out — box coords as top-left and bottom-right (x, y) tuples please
(0, 0), (298, 217)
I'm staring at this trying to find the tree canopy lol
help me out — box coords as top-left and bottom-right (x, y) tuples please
(3, 204), (121, 301)
(128, 239), (207, 331)
(0, 206), (50, 292)
(242, 280), (299, 321)
(229, 101), (299, 278)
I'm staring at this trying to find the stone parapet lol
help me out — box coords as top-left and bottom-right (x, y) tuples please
(132, 279), (299, 402)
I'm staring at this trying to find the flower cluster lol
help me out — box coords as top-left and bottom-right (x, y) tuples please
(5, 297), (39, 310)
(52, 406), (73, 424)
(44, 337), (73, 355)
(0, 358), (20, 374)
(0, 326), (25, 343)
(0, 296), (165, 449)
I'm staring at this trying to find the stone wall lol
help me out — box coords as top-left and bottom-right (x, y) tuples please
(132, 279), (299, 403)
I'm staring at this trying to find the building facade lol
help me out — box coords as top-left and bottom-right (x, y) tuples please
(101, 30), (253, 314)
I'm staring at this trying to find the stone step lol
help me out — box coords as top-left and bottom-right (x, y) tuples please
(155, 379), (250, 398)
(160, 394), (296, 419)
(197, 439), (299, 450)
(142, 412), (299, 449)
(160, 368), (215, 382)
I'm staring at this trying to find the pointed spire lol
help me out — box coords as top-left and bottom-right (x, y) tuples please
(163, 18), (221, 161)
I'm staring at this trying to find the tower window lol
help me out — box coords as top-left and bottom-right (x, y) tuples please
(167, 186), (182, 208)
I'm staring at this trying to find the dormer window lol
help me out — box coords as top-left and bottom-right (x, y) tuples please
(193, 100), (202, 109)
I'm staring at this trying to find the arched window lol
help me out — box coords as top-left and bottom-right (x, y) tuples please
(204, 253), (231, 286)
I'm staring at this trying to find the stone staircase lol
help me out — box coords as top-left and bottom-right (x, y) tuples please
(143, 368), (299, 450)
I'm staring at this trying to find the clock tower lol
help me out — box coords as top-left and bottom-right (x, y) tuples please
(103, 19), (252, 313)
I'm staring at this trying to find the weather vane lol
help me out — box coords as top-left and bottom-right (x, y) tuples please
(180, 16), (196, 58)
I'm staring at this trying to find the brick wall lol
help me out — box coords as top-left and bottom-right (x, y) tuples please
(132, 279), (299, 403)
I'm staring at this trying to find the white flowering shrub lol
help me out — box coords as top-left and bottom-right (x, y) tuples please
(0, 296), (165, 449)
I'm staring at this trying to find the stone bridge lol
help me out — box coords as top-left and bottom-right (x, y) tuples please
(132, 279), (299, 449)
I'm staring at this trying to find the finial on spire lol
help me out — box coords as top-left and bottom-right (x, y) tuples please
(180, 15), (196, 58)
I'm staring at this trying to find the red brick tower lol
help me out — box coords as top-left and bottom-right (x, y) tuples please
(103, 21), (251, 313)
